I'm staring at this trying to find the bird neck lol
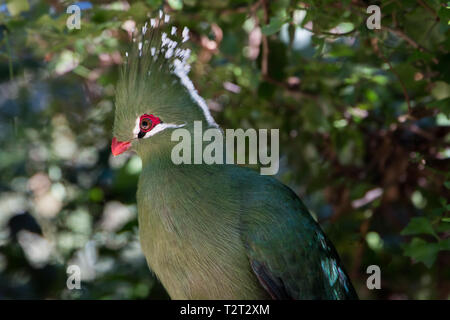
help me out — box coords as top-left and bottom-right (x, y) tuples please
(138, 150), (230, 242)
(139, 147), (173, 169)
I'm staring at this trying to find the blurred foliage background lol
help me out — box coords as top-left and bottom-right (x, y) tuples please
(0, 0), (449, 300)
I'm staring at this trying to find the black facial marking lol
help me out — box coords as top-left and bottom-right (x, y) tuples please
(137, 131), (146, 139)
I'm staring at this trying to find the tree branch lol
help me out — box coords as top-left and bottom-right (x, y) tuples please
(260, 0), (269, 77)
(417, 0), (440, 21)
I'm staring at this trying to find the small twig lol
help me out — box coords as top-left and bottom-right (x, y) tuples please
(417, 0), (440, 21)
(383, 56), (412, 115)
(351, 219), (370, 283)
(220, 0), (262, 16)
(382, 26), (438, 64)
(3, 30), (14, 81)
(370, 37), (413, 117)
(409, 124), (434, 140)
(260, 0), (269, 77)
(301, 25), (358, 37)
(382, 26), (422, 50)
(262, 75), (317, 100)
(421, 19), (439, 46)
(261, 37), (269, 76)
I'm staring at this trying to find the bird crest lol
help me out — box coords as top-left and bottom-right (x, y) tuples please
(114, 10), (218, 142)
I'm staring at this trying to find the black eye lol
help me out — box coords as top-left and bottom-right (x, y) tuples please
(140, 118), (152, 132)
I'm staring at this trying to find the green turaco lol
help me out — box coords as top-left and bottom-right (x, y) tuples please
(111, 12), (358, 300)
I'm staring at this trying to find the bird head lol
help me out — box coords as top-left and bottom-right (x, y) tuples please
(112, 12), (218, 160)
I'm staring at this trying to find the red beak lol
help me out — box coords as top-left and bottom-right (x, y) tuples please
(111, 137), (131, 156)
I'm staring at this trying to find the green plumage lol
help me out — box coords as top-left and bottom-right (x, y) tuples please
(113, 14), (357, 300)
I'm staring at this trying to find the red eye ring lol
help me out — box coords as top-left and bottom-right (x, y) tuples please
(139, 114), (161, 133)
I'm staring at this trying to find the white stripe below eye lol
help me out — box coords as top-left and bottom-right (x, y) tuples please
(141, 123), (186, 139)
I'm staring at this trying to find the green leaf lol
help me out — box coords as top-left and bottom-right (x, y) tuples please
(442, 217), (450, 223)
(427, 98), (450, 116)
(261, 17), (286, 35)
(439, 238), (450, 251)
(146, 0), (163, 7)
(438, 6), (450, 24)
(7, 0), (29, 16)
(168, 0), (183, 10)
(403, 238), (440, 268)
(432, 208), (446, 216)
(436, 222), (450, 233)
(407, 51), (435, 64)
(401, 217), (438, 238)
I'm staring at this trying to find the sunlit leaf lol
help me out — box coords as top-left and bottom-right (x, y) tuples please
(403, 238), (440, 268)
(261, 17), (286, 35)
(7, 0), (29, 16)
(401, 217), (438, 238)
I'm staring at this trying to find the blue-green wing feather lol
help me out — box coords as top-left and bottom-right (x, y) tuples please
(237, 170), (358, 300)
